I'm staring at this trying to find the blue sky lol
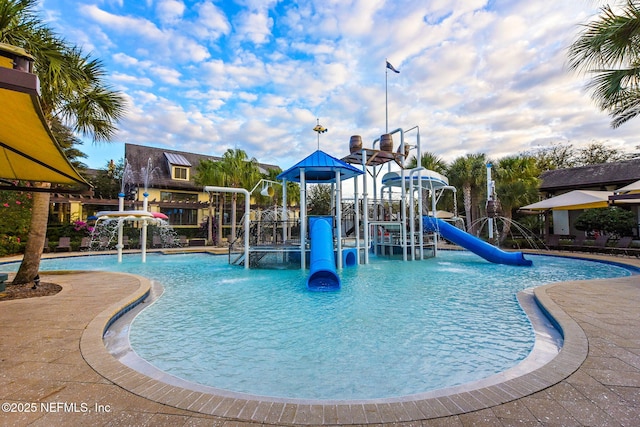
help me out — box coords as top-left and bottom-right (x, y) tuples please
(38, 0), (640, 171)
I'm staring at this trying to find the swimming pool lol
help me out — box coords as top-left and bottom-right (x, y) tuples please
(3, 251), (633, 400)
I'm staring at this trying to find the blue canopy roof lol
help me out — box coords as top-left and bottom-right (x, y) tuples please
(277, 150), (363, 183)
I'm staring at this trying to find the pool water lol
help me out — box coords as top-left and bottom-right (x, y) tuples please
(3, 251), (633, 400)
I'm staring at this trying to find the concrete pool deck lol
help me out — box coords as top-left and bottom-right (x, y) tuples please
(1, 250), (639, 426)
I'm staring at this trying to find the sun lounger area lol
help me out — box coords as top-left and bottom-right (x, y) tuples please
(545, 234), (640, 256)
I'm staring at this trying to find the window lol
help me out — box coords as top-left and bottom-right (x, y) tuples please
(172, 166), (189, 180)
(162, 208), (198, 225)
(160, 191), (198, 202)
(164, 152), (192, 181)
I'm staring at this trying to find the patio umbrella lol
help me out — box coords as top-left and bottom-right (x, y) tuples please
(520, 190), (612, 211)
(0, 43), (90, 190)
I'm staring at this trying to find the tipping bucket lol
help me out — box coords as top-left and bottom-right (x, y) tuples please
(397, 141), (410, 157)
(349, 135), (362, 154)
(380, 133), (393, 152)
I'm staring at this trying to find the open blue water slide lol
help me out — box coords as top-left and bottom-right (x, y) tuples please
(423, 216), (532, 266)
(306, 216), (340, 290)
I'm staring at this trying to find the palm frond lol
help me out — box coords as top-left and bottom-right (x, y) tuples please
(569, 2), (640, 71)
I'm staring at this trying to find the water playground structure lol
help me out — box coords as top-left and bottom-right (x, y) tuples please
(91, 159), (177, 263)
(215, 125), (531, 291)
(96, 125), (531, 283)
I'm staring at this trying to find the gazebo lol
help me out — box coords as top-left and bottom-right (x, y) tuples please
(278, 150), (363, 270)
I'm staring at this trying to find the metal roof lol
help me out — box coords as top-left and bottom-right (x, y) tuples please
(277, 150), (363, 183)
(164, 152), (192, 166)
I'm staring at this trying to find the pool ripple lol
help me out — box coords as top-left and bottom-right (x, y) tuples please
(4, 250), (631, 400)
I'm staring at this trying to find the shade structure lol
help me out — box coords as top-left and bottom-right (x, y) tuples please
(0, 59), (90, 189)
(277, 149), (363, 183)
(521, 190), (612, 211)
(615, 179), (640, 193)
(609, 179), (640, 205)
(381, 170), (449, 189)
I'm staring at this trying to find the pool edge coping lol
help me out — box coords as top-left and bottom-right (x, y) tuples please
(78, 267), (602, 425)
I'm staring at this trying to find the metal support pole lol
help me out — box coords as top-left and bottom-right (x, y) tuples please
(117, 218), (124, 263)
(362, 152), (369, 264)
(487, 163), (494, 241)
(335, 170), (342, 269)
(432, 186), (438, 257)
(409, 167), (425, 261)
(399, 134), (407, 261)
(354, 174), (360, 265)
(141, 192), (149, 263)
(300, 169), (306, 270)
(282, 179), (287, 243)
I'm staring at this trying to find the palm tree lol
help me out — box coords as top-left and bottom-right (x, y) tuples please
(407, 152), (449, 215)
(2, 0), (125, 285)
(447, 153), (487, 232)
(194, 159), (226, 245)
(218, 149), (261, 240)
(494, 155), (540, 240)
(569, 1), (640, 128)
(407, 152), (448, 173)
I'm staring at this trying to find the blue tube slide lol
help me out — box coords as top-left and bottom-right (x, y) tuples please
(306, 216), (341, 290)
(423, 216), (532, 266)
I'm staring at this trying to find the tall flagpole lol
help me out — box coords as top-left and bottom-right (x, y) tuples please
(385, 59), (389, 133)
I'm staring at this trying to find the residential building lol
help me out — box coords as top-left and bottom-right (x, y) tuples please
(50, 143), (280, 239)
(535, 158), (640, 236)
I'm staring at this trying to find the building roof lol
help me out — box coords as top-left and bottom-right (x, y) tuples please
(124, 143), (279, 191)
(539, 158), (640, 193)
(164, 152), (191, 167)
(277, 150), (364, 183)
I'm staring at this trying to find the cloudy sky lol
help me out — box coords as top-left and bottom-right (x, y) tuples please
(38, 0), (640, 171)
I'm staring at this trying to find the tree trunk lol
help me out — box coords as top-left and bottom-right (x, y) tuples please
(463, 184), (472, 232)
(207, 194), (213, 244)
(497, 199), (513, 244)
(216, 195), (223, 246)
(13, 184), (51, 285)
(231, 193), (237, 242)
(421, 189), (429, 215)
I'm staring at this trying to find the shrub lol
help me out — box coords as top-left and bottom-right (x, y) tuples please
(575, 207), (636, 238)
(0, 235), (23, 256)
(0, 186), (33, 256)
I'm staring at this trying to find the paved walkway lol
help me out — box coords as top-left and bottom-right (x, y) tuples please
(0, 252), (639, 426)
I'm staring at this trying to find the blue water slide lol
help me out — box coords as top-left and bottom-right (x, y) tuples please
(306, 216), (341, 290)
(423, 216), (532, 266)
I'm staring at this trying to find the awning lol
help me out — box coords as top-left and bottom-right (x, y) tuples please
(0, 46), (91, 190)
(520, 190), (612, 211)
(615, 179), (640, 193)
(609, 179), (640, 204)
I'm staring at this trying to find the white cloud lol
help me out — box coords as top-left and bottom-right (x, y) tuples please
(110, 72), (154, 87)
(79, 4), (210, 63)
(191, 1), (231, 40)
(234, 10), (273, 45)
(149, 66), (183, 85)
(46, 0), (640, 171)
(155, 0), (185, 26)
